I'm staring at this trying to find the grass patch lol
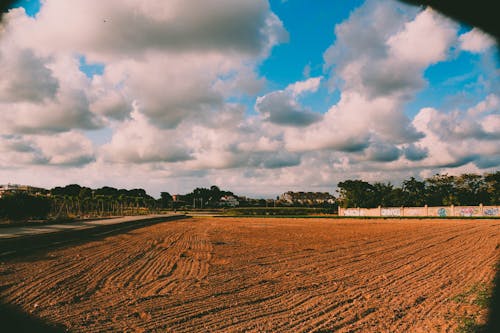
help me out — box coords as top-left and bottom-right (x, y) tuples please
(451, 283), (492, 308)
(456, 315), (481, 333)
(452, 283), (494, 333)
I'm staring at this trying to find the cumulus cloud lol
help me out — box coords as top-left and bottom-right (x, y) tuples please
(403, 144), (428, 161)
(459, 28), (496, 53)
(325, 4), (456, 100)
(387, 8), (456, 66)
(255, 77), (323, 127)
(33, 132), (95, 166)
(411, 94), (500, 169)
(9, 0), (287, 59)
(0, 0), (287, 132)
(0, 46), (58, 103)
(283, 0), (456, 162)
(101, 109), (194, 164)
(364, 142), (401, 162)
(284, 91), (422, 154)
(0, 0), (498, 197)
(0, 132), (95, 167)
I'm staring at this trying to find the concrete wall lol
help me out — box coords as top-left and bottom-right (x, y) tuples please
(339, 205), (500, 217)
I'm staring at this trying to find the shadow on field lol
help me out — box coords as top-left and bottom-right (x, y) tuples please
(0, 215), (189, 261)
(0, 302), (66, 332)
(482, 259), (500, 332)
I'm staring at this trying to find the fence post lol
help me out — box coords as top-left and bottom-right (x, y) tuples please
(479, 203), (483, 216)
(378, 205), (381, 216)
(451, 204), (454, 217)
(425, 204), (428, 216)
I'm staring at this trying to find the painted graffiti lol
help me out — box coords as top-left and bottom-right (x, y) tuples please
(344, 209), (360, 216)
(342, 206), (500, 217)
(404, 208), (424, 216)
(484, 208), (499, 216)
(381, 208), (401, 217)
(458, 207), (479, 217)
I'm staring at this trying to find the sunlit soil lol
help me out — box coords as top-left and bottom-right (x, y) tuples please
(0, 217), (498, 332)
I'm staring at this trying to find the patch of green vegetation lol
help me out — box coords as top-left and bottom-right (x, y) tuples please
(451, 283), (492, 308)
(452, 283), (493, 333)
(471, 284), (491, 308)
(451, 292), (467, 304)
(456, 315), (481, 333)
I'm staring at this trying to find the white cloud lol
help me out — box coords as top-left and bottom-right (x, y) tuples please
(0, 0), (498, 197)
(284, 0), (456, 161)
(0, 45), (58, 103)
(10, 0), (287, 60)
(255, 77), (323, 127)
(0, 0), (287, 131)
(459, 28), (496, 53)
(387, 8), (456, 66)
(0, 131), (95, 167)
(410, 94), (500, 169)
(287, 77), (321, 96)
(33, 132), (95, 166)
(100, 108), (194, 164)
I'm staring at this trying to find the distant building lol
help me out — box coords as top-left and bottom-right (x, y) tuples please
(0, 184), (48, 198)
(219, 195), (239, 207)
(279, 191), (335, 205)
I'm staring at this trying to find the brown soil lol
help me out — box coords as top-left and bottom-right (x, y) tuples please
(0, 218), (499, 332)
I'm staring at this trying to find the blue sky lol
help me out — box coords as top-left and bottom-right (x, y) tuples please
(12, 0), (40, 16)
(1, 0), (499, 197)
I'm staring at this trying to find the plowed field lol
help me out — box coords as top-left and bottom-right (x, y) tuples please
(1, 217), (499, 332)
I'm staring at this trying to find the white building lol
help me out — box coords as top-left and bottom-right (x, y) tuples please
(219, 195), (239, 207)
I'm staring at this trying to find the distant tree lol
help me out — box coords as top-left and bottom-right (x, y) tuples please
(210, 185), (222, 204)
(128, 188), (148, 198)
(372, 182), (394, 207)
(160, 192), (173, 208)
(94, 186), (119, 197)
(51, 184), (82, 197)
(485, 171), (500, 204)
(387, 188), (406, 207)
(78, 187), (93, 199)
(337, 180), (375, 208)
(425, 174), (458, 206)
(401, 177), (427, 206)
(455, 173), (489, 205)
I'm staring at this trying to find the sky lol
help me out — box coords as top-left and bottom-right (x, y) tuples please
(0, 0), (499, 198)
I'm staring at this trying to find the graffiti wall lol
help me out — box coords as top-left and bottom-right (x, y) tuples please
(483, 206), (500, 216)
(381, 208), (401, 217)
(454, 206), (481, 217)
(403, 207), (427, 216)
(427, 207), (451, 217)
(360, 208), (380, 216)
(343, 208), (360, 216)
(339, 205), (500, 217)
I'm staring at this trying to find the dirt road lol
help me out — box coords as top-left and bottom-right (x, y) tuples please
(0, 217), (499, 332)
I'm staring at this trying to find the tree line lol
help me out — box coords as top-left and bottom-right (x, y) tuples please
(337, 171), (500, 208)
(1, 171), (499, 221)
(0, 184), (161, 221)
